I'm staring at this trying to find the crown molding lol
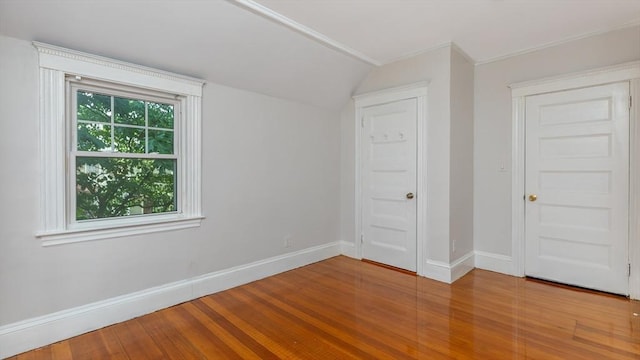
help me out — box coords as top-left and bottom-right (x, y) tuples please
(476, 19), (640, 66)
(227, 0), (381, 66)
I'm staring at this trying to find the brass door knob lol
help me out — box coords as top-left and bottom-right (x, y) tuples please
(529, 194), (537, 202)
(406, 192), (414, 199)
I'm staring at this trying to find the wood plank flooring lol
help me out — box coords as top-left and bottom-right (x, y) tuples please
(9, 256), (640, 359)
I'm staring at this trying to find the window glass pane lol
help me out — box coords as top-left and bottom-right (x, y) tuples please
(77, 91), (111, 123)
(76, 157), (176, 220)
(114, 97), (145, 126)
(114, 126), (145, 153)
(148, 130), (174, 154)
(148, 102), (174, 129)
(77, 123), (111, 151)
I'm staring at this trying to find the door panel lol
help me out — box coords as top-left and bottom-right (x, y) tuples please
(361, 98), (417, 272)
(525, 82), (629, 295)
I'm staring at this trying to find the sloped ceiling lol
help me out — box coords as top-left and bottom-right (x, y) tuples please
(256, 0), (640, 64)
(0, 0), (372, 109)
(1, 0), (640, 109)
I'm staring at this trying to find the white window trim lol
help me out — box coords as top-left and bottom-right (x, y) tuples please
(34, 42), (205, 246)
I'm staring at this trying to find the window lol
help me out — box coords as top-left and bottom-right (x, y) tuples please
(72, 83), (178, 222)
(35, 42), (204, 245)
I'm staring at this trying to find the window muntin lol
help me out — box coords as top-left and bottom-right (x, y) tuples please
(70, 82), (180, 223)
(35, 42), (204, 245)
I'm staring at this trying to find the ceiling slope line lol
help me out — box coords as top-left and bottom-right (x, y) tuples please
(227, 0), (382, 66)
(475, 18), (640, 66)
(380, 42), (454, 66)
(379, 42), (477, 66)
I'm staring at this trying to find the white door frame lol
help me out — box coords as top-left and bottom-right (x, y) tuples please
(354, 82), (429, 276)
(510, 61), (640, 299)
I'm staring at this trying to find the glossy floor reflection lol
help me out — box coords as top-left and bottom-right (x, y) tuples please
(11, 256), (640, 359)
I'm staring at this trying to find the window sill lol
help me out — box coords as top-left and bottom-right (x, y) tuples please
(35, 216), (204, 246)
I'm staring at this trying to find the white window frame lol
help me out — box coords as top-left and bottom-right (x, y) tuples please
(69, 80), (181, 228)
(34, 42), (205, 246)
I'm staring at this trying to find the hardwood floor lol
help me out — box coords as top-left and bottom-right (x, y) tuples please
(10, 256), (640, 359)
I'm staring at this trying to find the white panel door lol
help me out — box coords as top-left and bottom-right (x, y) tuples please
(525, 82), (630, 295)
(361, 98), (417, 272)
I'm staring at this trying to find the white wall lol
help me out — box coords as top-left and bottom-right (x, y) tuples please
(449, 47), (474, 261)
(474, 26), (640, 266)
(344, 46), (455, 266)
(339, 99), (356, 256)
(0, 35), (342, 327)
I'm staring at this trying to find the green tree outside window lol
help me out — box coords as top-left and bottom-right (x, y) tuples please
(75, 91), (177, 220)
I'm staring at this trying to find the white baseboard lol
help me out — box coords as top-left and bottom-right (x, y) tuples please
(422, 251), (474, 284)
(451, 252), (475, 282)
(339, 240), (357, 258)
(0, 242), (341, 359)
(474, 251), (514, 275)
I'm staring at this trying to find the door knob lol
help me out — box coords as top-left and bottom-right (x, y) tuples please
(529, 194), (537, 202)
(406, 192), (414, 199)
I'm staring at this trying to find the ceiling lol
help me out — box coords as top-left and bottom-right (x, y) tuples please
(0, 0), (371, 109)
(1, 0), (639, 109)
(254, 0), (640, 64)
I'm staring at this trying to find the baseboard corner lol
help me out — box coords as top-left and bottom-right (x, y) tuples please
(474, 251), (514, 275)
(339, 240), (357, 258)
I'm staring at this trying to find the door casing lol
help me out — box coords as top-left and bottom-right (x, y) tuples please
(354, 82), (428, 276)
(510, 61), (640, 299)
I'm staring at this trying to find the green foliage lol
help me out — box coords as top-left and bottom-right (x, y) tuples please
(148, 129), (174, 154)
(148, 102), (174, 129)
(115, 97), (145, 126)
(78, 91), (110, 123)
(75, 91), (176, 220)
